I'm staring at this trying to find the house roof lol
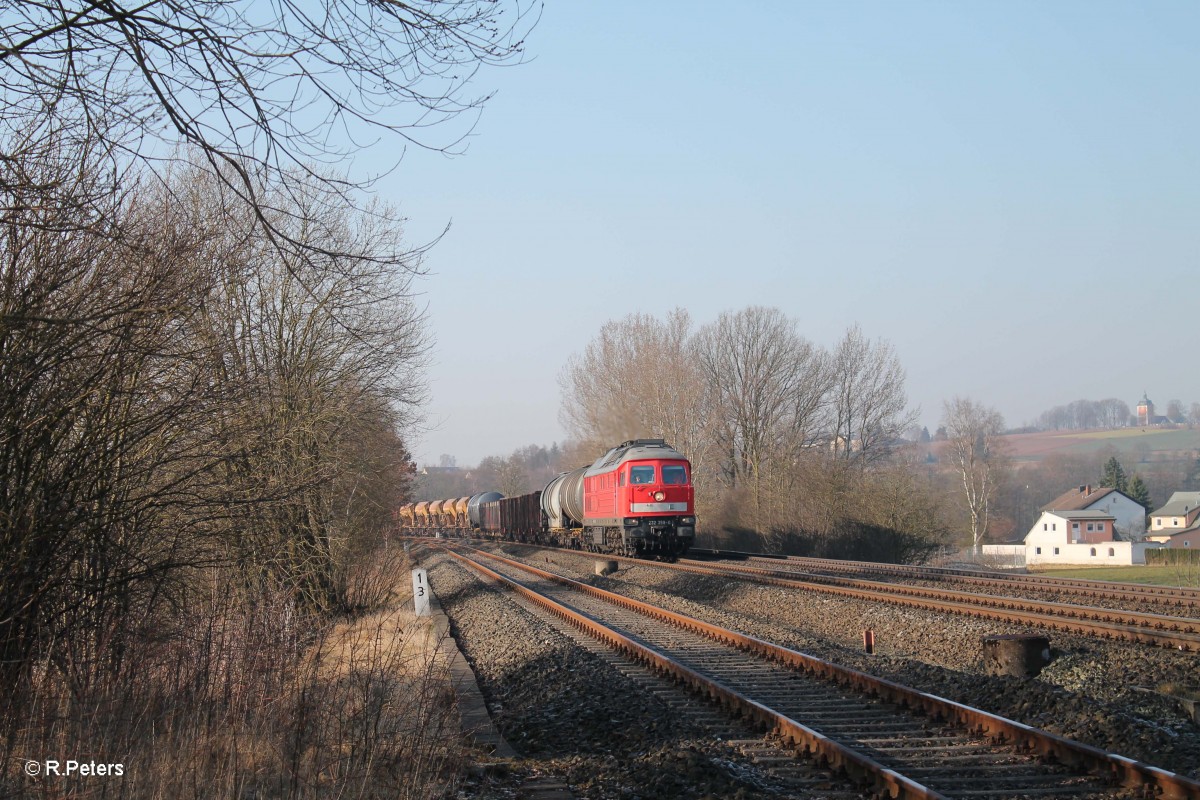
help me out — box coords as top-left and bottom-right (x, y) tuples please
(1041, 485), (1119, 513)
(1168, 520), (1200, 538)
(1150, 492), (1200, 518)
(1043, 509), (1116, 521)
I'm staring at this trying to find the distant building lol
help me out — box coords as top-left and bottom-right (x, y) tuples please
(1136, 393), (1154, 426)
(1136, 393), (1169, 426)
(420, 466), (464, 476)
(1040, 484), (1147, 541)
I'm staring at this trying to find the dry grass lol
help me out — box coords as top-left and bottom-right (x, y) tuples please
(2, 552), (464, 799)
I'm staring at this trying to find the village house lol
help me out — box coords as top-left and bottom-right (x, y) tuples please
(1146, 491), (1200, 547)
(1040, 484), (1147, 541)
(1148, 491), (1200, 536)
(1168, 527), (1200, 549)
(983, 482), (1162, 566)
(1022, 509), (1160, 565)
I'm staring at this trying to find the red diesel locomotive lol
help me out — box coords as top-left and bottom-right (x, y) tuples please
(398, 439), (696, 559)
(543, 438), (695, 557)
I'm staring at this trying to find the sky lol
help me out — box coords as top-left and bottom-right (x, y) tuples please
(374, 2), (1199, 467)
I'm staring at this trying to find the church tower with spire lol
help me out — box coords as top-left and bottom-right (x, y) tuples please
(1136, 393), (1155, 427)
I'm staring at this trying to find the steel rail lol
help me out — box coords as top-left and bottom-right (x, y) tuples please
(411, 536), (1200, 648)
(691, 549), (1200, 606)
(448, 545), (1200, 800)
(544, 544), (1200, 650)
(443, 547), (942, 799)
(673, 558), (1200, 638)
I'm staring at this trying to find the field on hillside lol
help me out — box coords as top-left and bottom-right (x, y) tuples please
(1002, 427), (1200, 463)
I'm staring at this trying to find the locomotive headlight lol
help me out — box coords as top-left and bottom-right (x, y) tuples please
(654, 491), (665, 502)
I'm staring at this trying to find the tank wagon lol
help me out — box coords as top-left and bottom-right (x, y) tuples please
(396, 439), (696, 559)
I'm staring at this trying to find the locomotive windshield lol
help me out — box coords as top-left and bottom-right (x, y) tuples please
(630, 465), (655, 484)
(662, 465), (688, 484)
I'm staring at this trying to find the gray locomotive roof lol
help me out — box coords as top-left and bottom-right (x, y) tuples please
(586, 439), (687, 476)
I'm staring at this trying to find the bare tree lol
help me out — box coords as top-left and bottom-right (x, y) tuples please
(941, 397), (1008, 553)
(829, 324), (917, 467)
(1, 0), (537, 257)
(1098, 398), (1131, 429)
(0, 145), (220, 688)
(696, 307), (830, 533)
(496, 457), (529, 497)
(559, 308), (715, 469)
(193, 167), (428, 611)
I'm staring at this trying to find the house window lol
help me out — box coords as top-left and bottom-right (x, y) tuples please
(1043, 523), (1048, 531)
(1175, 518), (1181, 526)
(1035, 547), (1042, 554)
(1053, 547), (1060, 555)
(1052, 523), (1057, 531)
(1108, 548), (1115, 556)
(1090, 548), (1096, 556)
(1086, 523), (1094, 532)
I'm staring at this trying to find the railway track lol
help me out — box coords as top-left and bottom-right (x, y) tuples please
(444, 544), (1200, 800)
(432, 550), (863, 798)
(690, 549), (1200, 610)
(668, 556), (1200, 649)
(435, 537), (1200, 650)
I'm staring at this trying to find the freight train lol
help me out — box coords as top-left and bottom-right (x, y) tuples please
(397, 439), (696, 558)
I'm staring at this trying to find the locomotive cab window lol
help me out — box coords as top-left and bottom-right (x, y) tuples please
(662, 465), (688, 485)
(630, 466), (655, 484)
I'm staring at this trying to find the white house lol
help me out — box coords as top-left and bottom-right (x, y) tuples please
(1023, 509), (1160, 566)
(1040, 485), (1147, 541)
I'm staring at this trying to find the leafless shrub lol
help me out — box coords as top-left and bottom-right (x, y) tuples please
(1, 139), (435, 792)
(4, 573), (461, 799)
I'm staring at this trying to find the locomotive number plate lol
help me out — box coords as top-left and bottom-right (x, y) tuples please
(631, 502), (688, 513)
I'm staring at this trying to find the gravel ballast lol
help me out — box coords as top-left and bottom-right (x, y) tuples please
(483, 543), (1200, 780)
(424, 549), (862, 799)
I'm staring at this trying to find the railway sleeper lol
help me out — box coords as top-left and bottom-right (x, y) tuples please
(452, 545), (1200, 800)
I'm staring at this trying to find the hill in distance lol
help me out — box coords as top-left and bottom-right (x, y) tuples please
(1001, 427), (1200, 464)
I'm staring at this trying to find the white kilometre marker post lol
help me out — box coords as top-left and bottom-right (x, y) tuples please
(411, 568), (431, 617)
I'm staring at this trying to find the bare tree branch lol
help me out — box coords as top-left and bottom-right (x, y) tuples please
(1, 0), (539, 258)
